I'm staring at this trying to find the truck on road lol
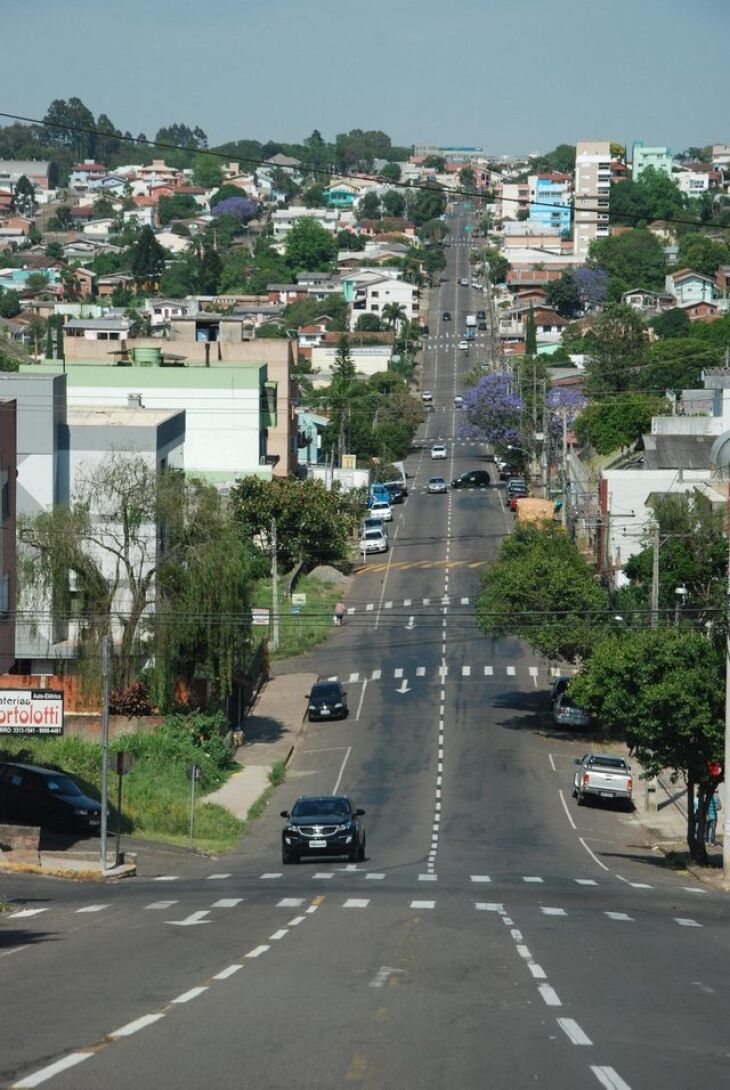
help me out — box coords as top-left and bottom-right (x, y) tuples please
(465, 314), (477, 328)
(573, 753), (633, 808)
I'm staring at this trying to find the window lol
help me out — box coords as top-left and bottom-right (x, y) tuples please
(0, 574), (9, 621)
(1, 470), (8, 520)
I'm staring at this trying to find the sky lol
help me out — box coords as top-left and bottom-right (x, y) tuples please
(2, 0), (728, 156)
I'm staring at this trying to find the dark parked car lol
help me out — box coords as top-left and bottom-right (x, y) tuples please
(476, 310), (486, 320)
(451, 469), (491, 489)
(281, 795), (366, 863)
(478, 320), (488, 330)
(384, 482), (406, 504)
(306, 679), (348, 721)
(0, 762), (103, 834)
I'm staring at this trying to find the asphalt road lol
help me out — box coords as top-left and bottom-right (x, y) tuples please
(2, 209), (730, 1090)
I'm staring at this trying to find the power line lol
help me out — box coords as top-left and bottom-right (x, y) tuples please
(0, 109), (726, 233)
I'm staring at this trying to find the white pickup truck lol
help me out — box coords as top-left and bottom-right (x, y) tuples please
(572, 753), (633, 808)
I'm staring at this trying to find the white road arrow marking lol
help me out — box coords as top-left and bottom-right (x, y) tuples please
(166, 910), (211, 926)
(405, 616), (415, 630)
(396, 679), (411, 694)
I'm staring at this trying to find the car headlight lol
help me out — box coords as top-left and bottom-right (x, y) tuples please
(73, 808), (89, 816)
(334, 702), (343, 709)
(335, 822), (353, 832)
(285, 825), (299, 834)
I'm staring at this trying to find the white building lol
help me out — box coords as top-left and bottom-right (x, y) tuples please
(574, 141), (611, 258)
(271, 207), (340, 240)
(342, 270), (420, 329)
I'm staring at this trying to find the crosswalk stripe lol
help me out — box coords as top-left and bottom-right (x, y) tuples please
(416, 666), (426, 677)
(460, 597), (469, 605)
(523, 876), (543, 883)
(371, 669), (381, 680)
(506, 666), (516, 676)
(366, 603), (374, 611)
(541, 907), (566, 916)
(404, 598), (412, 607)
(462, 665), (471, 677)
(348, 672), (360, 683)
(575, 879), (597, 886)
(605, 912), (633, 921)
(385, 601), (392, 609)
(394, 668), (404, 678)
(145, 901), (178, 910)
(675, 918), (702, 927)
(76, 905), (110, 914)
(343, 899), (370, 908)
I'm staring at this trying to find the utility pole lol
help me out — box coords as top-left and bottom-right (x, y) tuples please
(561, 409), (568, 530)
(724, 483), (730, 880)
(100, 635), (110, 874)
(650, 522), (660, 628)
(270, 517), (279, 652)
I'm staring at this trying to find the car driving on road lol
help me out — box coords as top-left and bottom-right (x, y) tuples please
(281, 795), (366, 863)
(359, 527), (389, 554)
(452, 469), (491, 488)
(431, 443), (447, 460)
(458, 340), (469, 351)
(428, 476), (448, 493)
(306, 680), (348, 721)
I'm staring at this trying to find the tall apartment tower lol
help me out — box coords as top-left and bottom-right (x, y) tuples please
(573, 140), (611, 259)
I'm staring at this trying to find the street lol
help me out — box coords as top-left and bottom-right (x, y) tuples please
(2, 211), (729, 1090)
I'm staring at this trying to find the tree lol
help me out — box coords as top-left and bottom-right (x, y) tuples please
(482, 247), (509, 284)
(423, 246), (447, 284)
(545, 270), (582, 318)
(524, 307), (537, 355)
(589, 229), (666, 298)
(13, 174), (35, 216)
(569, 628), (723, 863)
(418, 218), (448, 244)
(284, 217), (336, 272)
(211, 196), (258, 224)
(196, 244), (222, 294)
(192, 153), (223, 188)
(130, 226), (167, 287)
(337, 230), (365, 252)
(19, 456), (255, 696)
(638, 339), (722, 392)
(585, 304), (649, 395)
(229, 477), (358, 570)
(461, 371), (524, 449)
(303, 184), (327, 208)
(423, 156), (446, 172)
(0, 289), (21, 318)
(358, 192), (382, 221)
(459, 167), (476, 189)
(408, 185), (446, 227)
(529, 144), (576, 175)
(379, 162), (401, 183)
(622, 492), (727, 629)
(283, 293), (349, 332)
(676, 233), (730, 278)
(382, 189), (406, 219)
(475, 524), (609, 662)
(43, 97), (96, 157)
(44, 241), (64, 261)
(381, 302), (407, 330)
(355, 313), (382, 332)
(574, 393), (667, 454)
(650, 307), (691, 339)
(158, 193), (199, 224)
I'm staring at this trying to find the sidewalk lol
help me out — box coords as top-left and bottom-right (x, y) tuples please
(206, 672), (317, 821)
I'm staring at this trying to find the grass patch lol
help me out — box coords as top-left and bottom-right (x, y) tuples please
(242, 760), (288, 825)
(252, 573), (346, 658)
(0, 717), (244, 852)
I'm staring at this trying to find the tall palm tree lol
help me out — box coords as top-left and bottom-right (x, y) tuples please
(382, 302), (407, 331)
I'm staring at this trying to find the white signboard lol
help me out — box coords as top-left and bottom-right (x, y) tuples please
(252, 608), (270, 627)
(0, 689), (64, 735)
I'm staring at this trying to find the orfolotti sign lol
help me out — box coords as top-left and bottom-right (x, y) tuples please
(0, 689), (64, 735)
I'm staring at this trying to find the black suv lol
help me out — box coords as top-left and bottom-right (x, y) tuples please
(0, 762), (103, 834)
(281, 795), (366, 863)
(384, 481), (406, 504)
(451, 469), (491, 489)
(476, 310), (486, 320)
(306, 679), (348, 721)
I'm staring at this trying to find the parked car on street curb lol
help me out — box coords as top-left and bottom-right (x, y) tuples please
(281, 795), (366, 863)
(368, 499), (393, 522)
(359, 527), (389, 554)
(0, 762), (104, 835)
(306, 680), (348, 721)
(553, 693), (591, 728)
(572, 753), (633, 808)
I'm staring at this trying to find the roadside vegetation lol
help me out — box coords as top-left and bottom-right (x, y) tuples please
(251, 572), (347, 659)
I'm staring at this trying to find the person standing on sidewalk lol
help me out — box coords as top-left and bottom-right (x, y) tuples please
(333, 602), (346, 627)
(705, 793), (721, 846)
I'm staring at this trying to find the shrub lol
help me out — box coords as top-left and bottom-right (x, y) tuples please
(109, 680), (153, 717)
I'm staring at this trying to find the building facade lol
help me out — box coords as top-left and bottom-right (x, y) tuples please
(528, 174), (572, 234)
(631, 142), (672, 180)
(573, 141), (611, 258)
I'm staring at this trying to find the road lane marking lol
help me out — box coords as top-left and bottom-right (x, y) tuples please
(516, 945), (532, 959)
(153, 875), (178, 881)
(165, 910), (210, 927)
(332, 745), (352, 795)
(484, 666), (493, 676)
(343, 899), (370, 908)
(575, 879), (597, 886)
(522, 876), (543, 883)
(348, 672), (360, 683)
(529, 666), (539, 687)
(313, 872), (334, 880)
(470, 875), (491, 883)
(528, 962), (547, 979)
(410, 900), (435, 909)
(13, 1053), (93, 1088)
(629, 883), (653, 889)
(288, 916), (306, 926)
(145, 900), (178, 910)
(557, 1018), (592, 1046)
(506, 666), (516, 676)
(365, 873), (386, 880)
(579, 836), (610, 871)
(416, 666), (426, 676)
(213, 965), (243, 980)
(475, 903), (504, 912)
(371, 669), (381, 680)
(675, 918), (702, 927)
(172, 986), (208, 1004)
(590, 1066), (632, 1090)
(462, 665), (471, 677)
(75, 904), (110, 914)
(212, 898), (243, 908)
(418, 874), (437, 881)
(260, 873), (282, 879)
(355, 679), (368, 721)
(605, 912), (633, 921)
(541, 907), (566, 916)
(206, 873), (232, 880)
(269, 929), (289, 940)
(277, 898), (304, 907)
(110, 1013), (165, 1038)
(548, 753), (557, 773)
(9, 908), (48, 919)
(245, 945), (270, 958)
(394, 668), (404, 678)
(537, 984), (562, 1007)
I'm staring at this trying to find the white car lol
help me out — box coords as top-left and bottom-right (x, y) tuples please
(459, 278), (469, 286)
(458, 341), (469, 351)
(359, 527), (389, 554)
(361, 516), (388, 541)
(369, 500), (393, 522)
(431, 443), (447, 460)
(428, 476), (448, 494)
(421, 390), (433, 403)
(454, 395), (463, 408)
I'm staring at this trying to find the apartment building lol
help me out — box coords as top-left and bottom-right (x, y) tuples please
(631, 142), (672, 180)
(573, 141), (611, 259)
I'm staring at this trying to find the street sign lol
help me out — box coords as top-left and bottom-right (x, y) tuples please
(115, 751), (134, 775)
(252, 608), (270, 626)
(464, 224), (473, 231)
(292, 592), (307, 606)
(342, 454), (357, 470)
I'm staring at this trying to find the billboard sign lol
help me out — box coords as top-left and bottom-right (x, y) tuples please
(0, 688), (64, 735)
(251, 608), (270, 627)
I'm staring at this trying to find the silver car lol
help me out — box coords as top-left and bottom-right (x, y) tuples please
(428, 476), (448, 494)
(359, 528), (389, 554)
(553, 693), (591, 729)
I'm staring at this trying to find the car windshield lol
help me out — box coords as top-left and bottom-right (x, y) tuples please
(311, 684), (341, 702)
(45, 775), (83, 796)
(430, 477), (445, 484)
(590, 756), (627, 770)
(292, 798), (351, 818)
(364, 529), (383, 540)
